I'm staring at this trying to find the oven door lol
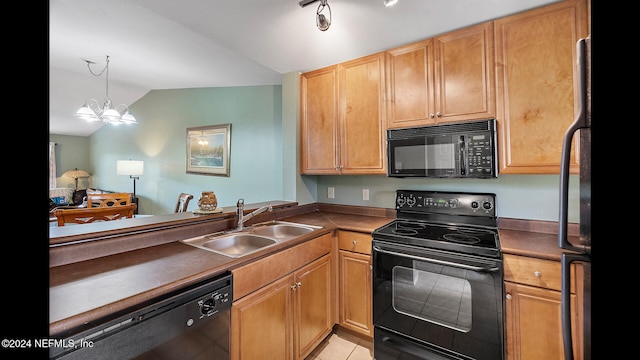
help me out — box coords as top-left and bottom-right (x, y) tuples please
(372, 240), (504, 360)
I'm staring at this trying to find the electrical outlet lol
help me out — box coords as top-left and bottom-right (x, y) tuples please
(362, 188), (369, 201)
(328, 187), (335, 199)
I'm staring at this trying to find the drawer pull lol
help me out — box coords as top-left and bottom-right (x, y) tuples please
(534, 271), (542, 278)
(352, 241), (357, 245)
(506, 294), (512, 300)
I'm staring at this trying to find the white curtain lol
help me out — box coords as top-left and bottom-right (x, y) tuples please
(49, 142), (57, 189)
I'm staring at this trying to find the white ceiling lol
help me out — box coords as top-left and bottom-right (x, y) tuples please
(49, 0), (559, 137)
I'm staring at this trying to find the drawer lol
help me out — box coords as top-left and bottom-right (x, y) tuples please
(503, 254), (575, 292)
(337, 230), (372, 255)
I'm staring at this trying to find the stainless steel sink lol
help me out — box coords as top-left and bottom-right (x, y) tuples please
(180, 221), (322, 258)
(248, 221), (319, 240)
(182, 233), (276, 258)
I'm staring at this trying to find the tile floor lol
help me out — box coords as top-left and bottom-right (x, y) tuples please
(305, 328), (373, 360)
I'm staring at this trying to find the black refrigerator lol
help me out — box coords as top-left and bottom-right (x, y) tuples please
(558, 36), (591, 360)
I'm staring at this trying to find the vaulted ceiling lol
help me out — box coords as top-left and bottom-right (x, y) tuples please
(49, 0), (558, 136)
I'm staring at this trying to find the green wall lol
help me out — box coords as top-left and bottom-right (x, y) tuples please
(87, 85), (285, 215)
(51, 74), (579, 222)
(49, 134), (92, 190)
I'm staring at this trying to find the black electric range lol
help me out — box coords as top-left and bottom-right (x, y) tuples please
(372, 189), (501, 258)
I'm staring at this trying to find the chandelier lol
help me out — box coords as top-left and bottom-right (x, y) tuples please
(75, 55), (137, 125)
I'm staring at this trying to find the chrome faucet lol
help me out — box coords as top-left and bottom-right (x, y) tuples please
(235, 198), (272, 231)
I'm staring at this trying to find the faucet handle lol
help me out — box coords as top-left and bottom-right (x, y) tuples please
(237, 198), (244, 207)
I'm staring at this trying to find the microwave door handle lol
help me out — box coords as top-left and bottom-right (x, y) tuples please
(559, 37), (588, 252)
(459, 135), (466, 176)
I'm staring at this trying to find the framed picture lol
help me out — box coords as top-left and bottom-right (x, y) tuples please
(186, 124), (231, 176)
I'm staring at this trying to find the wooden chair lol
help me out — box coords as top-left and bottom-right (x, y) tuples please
(87, 193), (132, 208)
(175, 193), (194, 213)
(54, 204), (137, 226)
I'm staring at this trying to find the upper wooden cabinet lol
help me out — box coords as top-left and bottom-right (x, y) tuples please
(301, 52), (387, 175)
(386, 21), (495, 128)
(495, 0), (589, 174)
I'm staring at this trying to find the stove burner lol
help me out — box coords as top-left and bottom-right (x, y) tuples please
(392, 228), (418, 236)
(442, 233), (481, 245)
(396, 222), (427, 230)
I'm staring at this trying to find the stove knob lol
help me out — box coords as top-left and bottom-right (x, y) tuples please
(482, 201), (493, 210)
(397, 197), (406, 207)
(471, 201), (479, 209)
(406, 196), (416, 207)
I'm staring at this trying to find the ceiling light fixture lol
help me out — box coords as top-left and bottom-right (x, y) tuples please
(299, 0), (331, 31)
(75, 55), (137, 125)
(384, 0), (399, 7)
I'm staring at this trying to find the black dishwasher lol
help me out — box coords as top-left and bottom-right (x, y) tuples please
(50, 271), (233, 360)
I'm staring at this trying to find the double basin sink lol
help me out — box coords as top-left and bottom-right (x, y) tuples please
(181, 221), (323, 258)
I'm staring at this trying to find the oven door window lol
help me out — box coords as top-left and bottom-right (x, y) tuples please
(393, 265), (472, 332)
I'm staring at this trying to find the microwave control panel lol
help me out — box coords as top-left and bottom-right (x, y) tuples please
(465, 133), (494, 176)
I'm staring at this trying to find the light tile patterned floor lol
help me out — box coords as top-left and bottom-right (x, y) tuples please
(305, 328), (373, 360)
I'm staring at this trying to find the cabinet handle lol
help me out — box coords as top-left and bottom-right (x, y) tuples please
(430, 112), (435, 118)
(291, 284), (297, 290)
(506, 294), (512, 300)
(534, 271), (542, 278)
(352, 240), (357, 245)
(436, 111), (442, 117)
(296, 282), (302, 287)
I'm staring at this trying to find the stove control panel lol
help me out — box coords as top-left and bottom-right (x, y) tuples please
(396, 190), (496, 218)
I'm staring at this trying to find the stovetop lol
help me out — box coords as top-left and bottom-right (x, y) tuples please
(372, 190), (501, 258)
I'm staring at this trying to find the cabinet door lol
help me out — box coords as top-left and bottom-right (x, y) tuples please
(294, 254), (333, 359)
(338, 52), (387, 174)
(231, 275), (294, 360)
(301, 66), (340, 174)
(339, 250), (372, 338)
(505, 282), (581, 360)
(386, 39), (436, 128)
(495, 0), (588, 174)
(434, 20), (495, 123)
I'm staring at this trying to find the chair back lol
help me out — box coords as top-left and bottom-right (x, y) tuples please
(87, 193), (132, 207)
(54, 204), (137, 226)
(175, 193), (194, 213)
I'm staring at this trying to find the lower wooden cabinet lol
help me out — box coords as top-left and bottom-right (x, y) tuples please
(504, 254), (583, 360)
(337, 230), (373, 338)
(231, 253), (333, 360)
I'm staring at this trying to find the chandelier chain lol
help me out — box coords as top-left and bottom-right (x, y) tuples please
(86, 55), (111, 100)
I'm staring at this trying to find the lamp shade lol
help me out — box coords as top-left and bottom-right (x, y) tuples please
(62, 168), (91, 179)
(117, 160), (144, 176)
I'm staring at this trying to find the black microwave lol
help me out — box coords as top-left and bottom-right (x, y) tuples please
(387, 119), (498, 178)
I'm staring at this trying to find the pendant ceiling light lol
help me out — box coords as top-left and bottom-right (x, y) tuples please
(75, 55), (137, 125)
(384, 0), (399, 7)
(299, 0), (332, 31)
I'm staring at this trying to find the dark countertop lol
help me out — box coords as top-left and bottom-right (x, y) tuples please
(49, 204), (576, 336)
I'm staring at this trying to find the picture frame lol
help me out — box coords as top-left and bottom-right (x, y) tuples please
(186, 124), (231, 176)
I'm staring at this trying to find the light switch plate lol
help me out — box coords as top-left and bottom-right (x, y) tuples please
(328, 187), (335, 199)
(362, 188), (369, 201)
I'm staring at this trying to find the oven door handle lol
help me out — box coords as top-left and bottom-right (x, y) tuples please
(373, 246), (500, 272)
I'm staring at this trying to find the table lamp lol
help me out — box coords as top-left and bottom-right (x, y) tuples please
(62, 168), (91, 191)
